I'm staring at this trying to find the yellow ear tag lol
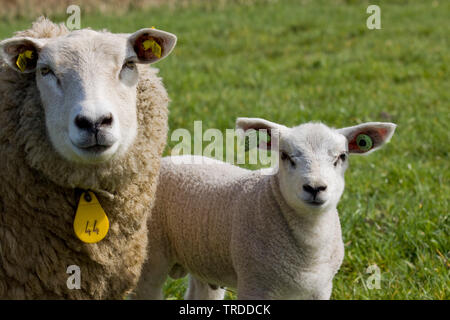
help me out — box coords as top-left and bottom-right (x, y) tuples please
(73, 191), (109, 243)
(142, 39), (162, 58)
(16, 50), (33, 72)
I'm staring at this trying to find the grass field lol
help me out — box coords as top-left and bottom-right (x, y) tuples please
(0, 0), (448, 299)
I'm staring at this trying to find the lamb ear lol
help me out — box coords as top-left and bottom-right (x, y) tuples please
(128, 28), (177, 64)
(0, 37), (46, 73)
(236, 117), (286, 150)
(338, 122), (397, 155)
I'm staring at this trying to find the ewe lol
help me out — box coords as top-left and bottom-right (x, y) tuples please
(0, 18), (176, 299)
(135, 117), (396, 300)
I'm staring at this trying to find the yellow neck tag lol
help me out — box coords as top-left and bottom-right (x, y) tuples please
(142, 39), (162, 58)
(16, 50), (33, 72)
(73, 191), (109, 243)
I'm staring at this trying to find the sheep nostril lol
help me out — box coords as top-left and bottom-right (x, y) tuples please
(303, 184), (327, 196)
(303, 184), (315, 194)
(98, 113), (113, 128)
(75, 115), (95, 132)
(75, 113), (113, 133)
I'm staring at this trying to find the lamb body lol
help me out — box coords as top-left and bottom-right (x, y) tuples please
(136, 118), (396, 300)
(138, 156), (344, 299)
(0, 18), (176, 299)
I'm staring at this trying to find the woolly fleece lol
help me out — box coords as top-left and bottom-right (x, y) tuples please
(135, 156), (344, 299)
(0, 18), (169, 299)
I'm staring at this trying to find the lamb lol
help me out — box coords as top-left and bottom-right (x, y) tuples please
(0, 17), (176, 299)
(135, 117), (396, 300)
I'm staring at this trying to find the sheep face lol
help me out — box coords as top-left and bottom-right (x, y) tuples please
(0, 28), (176, 164)
(277, 123), (348, 213)
(236, 118), (396, 214)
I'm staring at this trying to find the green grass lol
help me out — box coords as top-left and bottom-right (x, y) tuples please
(1, 0), (448, 300)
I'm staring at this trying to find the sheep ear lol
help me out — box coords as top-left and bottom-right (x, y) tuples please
(128, 28), (177, 64)
(338, 122), (396, 155)
(0, 37), (46, 73)
(236, 117), (286, 150)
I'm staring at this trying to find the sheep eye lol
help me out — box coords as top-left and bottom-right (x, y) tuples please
(334, 153), (346, 167)
(40, 67), (52, 76)
(123, 61), (136, 70)
(281, 151), (295, 167)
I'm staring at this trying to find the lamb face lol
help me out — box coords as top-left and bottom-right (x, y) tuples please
(0, 28), (176, 164)
(277, 123), (348, 213)
(237, 118), (396, 215)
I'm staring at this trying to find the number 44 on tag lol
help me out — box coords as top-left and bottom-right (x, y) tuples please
(73, 191), (109, 243)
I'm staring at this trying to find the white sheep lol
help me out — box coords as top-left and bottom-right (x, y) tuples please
(135, 117), (396, 300)
(0, 17), (177, 299)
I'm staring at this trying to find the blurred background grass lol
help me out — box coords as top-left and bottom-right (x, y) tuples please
(0, 0), (448, 300)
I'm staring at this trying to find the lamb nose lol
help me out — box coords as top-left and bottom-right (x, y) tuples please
(303, 184), (327, 196)
(75, 113), (113, 132)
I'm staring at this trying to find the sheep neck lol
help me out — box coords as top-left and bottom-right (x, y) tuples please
(268, 174), (340, 262)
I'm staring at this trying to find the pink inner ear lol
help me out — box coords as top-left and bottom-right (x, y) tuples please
(133, 34), (164, 62)
(348, 137), (362, 152)
(8, 43), (38, 71)
(258, 129), (272, 150)
(240, 124), (268, 132)
(378, 128), (388, 137)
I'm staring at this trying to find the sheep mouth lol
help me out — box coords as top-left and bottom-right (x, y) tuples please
(305, 199), (326, 207)
(67, 140), (120, 164)
(78, 144), (112, 153)
(71, 139), (115, 154)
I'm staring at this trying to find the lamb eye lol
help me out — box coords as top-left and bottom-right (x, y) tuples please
(334, 153), (346, 167)
(123, 61), (136, 70)
(40, 67), (52, 76)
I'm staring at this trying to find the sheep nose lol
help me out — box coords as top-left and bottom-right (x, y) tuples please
(303, 184), (327, 197)
(75, 113), (113, 133)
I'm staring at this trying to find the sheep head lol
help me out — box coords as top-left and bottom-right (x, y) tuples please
(0, 27), (176, 165)
(236, 118), (396, 214)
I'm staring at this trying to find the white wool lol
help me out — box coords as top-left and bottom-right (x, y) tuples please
(135, 118), (396, 300)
